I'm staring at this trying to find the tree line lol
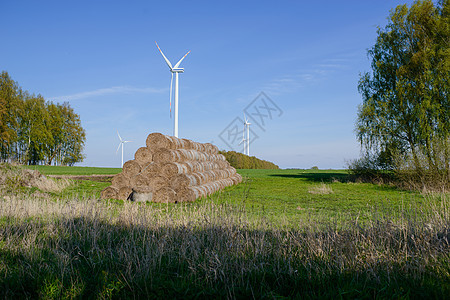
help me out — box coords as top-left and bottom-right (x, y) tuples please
(219, 150), (279, 169)
(0, 71), (86, 166)
(354, 0), (449, 189)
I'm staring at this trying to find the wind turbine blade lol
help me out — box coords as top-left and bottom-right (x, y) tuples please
(155, 41), (173, 69)
(169, 72), (173, 118)
(117, 131), (123, 142)
(124, 140), (132, 143)
(116, 142), (122, 154)
(173, 50), (191, 68)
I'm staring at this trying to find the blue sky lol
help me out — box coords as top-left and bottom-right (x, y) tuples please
(0, 0), (416, 169)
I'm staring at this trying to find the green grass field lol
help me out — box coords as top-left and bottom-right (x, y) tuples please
(22, 165), (122, 175)
(1, 166), (448, 298)
(38, 167), (428, 225)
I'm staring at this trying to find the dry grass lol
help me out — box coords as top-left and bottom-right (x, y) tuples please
(0, 163), (73, 193)
(308, 183), (333, 194)
(0, 193), (448, 298)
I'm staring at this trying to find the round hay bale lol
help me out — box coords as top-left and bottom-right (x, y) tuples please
(140, 162), (162, 178)
(123, 160), (141, 178)
(111, 174), (130, 188)
(183, 161), (197, 173)
(153, 187), (177, 203)
(130, 173), (149, 188)
(203, 143), (217, 154)
(211, 144), (219, 154)
(118, 186), (133, 200)
(190, 141), (201, 151)
(216, 161), (229, 169)
(217, 154), (226, 161)
(190, 185), (206, 198)
(148, 175), (168, 191)
(191, 173), (204, 185)
(130, 186), (153, 202)
(161, 162), (189, 178)
(101, 186), (118, 199)
(231, 174), (243, 184)
(153, 148), (182, 162)
(146, 133), (175, 150)
(178, 149), (192, 160)
(181, 138), (193, 149)
(176, 188), (197, 202)
(134, 147), (153, 164)
(171, 173), (199, 191)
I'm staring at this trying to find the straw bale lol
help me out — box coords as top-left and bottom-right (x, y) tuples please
(146, 132), (176, 150)
(111, 173), (130, 188)
(183, 161), (198, 173)
(216, 161), (229, 169)
(153, 187), (177, 203)
(189, 141), (200, 151)
(148, 175), (168, 191)
(176, 188), (196, 202)
(181, 138), (193, 149)
(123, 160), (141, 178)
(118, 186), (133, 200)
(140, 162), (162, 178)
(153, 148), (183, 162)
(134, 147), (153, 164)
(130, 173), (149, 188)
(230, 174), (243, 184)
(217, 154), (226, 161)
(203, 143), (218, 155)
(171, 173), (199, 191)
(190, 185), (207, 198)
(161, 162), (189, 178)
(191, 172), (204, 185)
(101, 186), (118, 199)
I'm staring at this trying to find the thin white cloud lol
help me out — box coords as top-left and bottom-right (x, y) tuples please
(262, 57), (351, 95)
(48, 86), (166, 101)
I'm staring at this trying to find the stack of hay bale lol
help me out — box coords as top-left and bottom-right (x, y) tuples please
(101, 132), (242, 203)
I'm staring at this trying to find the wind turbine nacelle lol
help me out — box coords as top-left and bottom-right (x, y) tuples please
(171, 68), (184, 73)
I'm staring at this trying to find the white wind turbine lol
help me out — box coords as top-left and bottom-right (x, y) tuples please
(116, 131), (131, 167)
(156, 42), (190, 138)
(241, 114), (251, 156)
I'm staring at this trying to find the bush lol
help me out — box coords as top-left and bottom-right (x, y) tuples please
(219, 151), (279, 169)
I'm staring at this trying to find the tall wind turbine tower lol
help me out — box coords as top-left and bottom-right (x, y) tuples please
(243, 114), (251, 156)
(156, 42), (190, 138)
(116, 131), (131, 167)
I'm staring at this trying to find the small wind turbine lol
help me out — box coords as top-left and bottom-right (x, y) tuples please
(116, 131), (131, 167)
(156, 42), (190, 138)
(240, 114), (251, 156)
(244, 114), (251, 156)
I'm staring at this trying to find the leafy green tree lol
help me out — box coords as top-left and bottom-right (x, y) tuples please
(356, 0), (449, 177)
(57, 102), (86, 166)
(0, 71), (22, 160)
(0, 71), (86, 165)
(17, 96), (52, 165)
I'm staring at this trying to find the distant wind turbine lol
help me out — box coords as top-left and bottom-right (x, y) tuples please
(156, 41), (190, 138)
(240, 114), (251, 156)
(245, 115), (251, 156)
(116, 131), (131, 167)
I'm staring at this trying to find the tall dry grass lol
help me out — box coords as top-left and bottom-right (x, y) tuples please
(0, 193), (449, 298)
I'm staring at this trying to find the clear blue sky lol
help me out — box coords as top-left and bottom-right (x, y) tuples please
(0, 0), (416, 169)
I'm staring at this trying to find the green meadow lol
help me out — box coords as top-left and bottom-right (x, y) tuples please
(1, 167), (448, 298)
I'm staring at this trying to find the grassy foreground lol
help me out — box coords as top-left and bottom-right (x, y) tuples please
(0, 167), (449, 298)
(23, 165), (122, 176)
